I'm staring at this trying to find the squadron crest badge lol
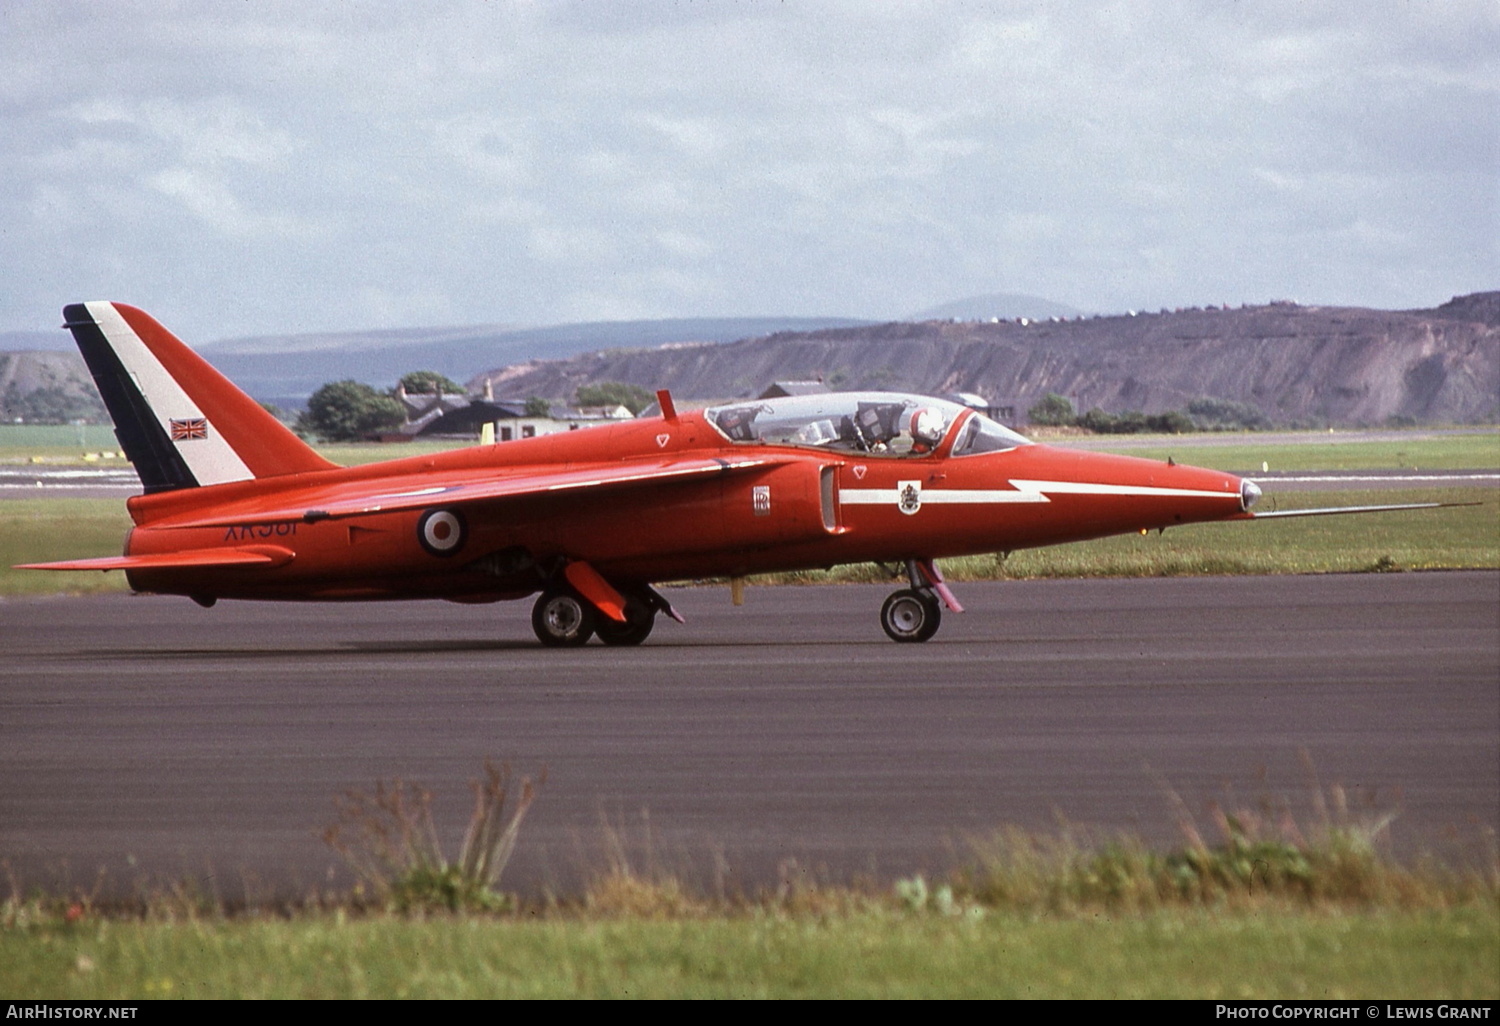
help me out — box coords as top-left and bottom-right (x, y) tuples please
(897, 480), (922, 515)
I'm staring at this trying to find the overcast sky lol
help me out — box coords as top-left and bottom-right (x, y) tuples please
(2, 0), (1495, 341)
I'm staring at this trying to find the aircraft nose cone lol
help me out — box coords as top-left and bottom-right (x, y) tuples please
(1240, 478), (1262, 511)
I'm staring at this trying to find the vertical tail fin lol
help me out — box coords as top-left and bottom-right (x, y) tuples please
(64, 302), (337, 493)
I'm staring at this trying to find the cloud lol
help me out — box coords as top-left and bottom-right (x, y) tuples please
(0, 0), (1494, 339)
(69, 97), (297, 167)
(149, 167), (320, 240)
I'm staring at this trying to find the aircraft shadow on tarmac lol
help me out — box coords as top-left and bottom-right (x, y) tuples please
(67, 636), (907, 659)
(68, 640), (530, 659)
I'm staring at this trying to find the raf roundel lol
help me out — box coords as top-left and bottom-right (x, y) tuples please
(417, 508), (467, 557)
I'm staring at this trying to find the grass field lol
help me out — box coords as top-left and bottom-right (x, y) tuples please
(1080, 431), (1500, 473)
(0, 499), (133, 595)
(0, 423), (120, 456)
(5, 756), (1498, 1000)
(3, 906), (1495, 998)
(6, 777), (1499, 999)
(2, 426), (1496, 998)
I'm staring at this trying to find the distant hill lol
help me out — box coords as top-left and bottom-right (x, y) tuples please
(196, 317), (874, 403)
(470, 294), (1500, 428)
(0, 351), (107, 423)
(0, 317), (876, 404)
(1424, 292), (1500, 327)
(906, 293), (1085, 322)
(6, 295), (1496, 427)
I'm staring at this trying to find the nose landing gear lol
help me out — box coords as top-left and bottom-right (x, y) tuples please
(881, 588), (942, 642)
(879, 558), (962, 643)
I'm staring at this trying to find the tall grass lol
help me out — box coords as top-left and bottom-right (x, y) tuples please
(957, 756), (1497, 915)
(322, 761), (541, 913)
(9, 746), (1489, 926)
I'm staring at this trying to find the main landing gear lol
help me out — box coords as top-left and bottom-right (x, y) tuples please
(530, 577), (667, 648)
(880, 559), (963, 643)
(531, 587), (598, 647)
(593, 595), (657, 647)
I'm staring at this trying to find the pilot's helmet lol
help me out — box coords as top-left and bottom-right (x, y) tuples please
(909, 407), (945, 445)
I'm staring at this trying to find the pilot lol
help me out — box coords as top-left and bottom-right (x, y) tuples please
(908, 407), (945, 454)
(854, 404), (896, 451)
(715, 406), (760, 441)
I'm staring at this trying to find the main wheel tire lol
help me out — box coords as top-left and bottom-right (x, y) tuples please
(532, 589), (596, 647)
(594, 596), (656, 647)
(880, 588), (941, 643)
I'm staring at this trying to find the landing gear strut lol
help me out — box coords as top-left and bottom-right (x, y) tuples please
(879, 558), (961, 643)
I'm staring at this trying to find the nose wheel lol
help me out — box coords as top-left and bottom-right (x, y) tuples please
(880, 588), (942, 643)
(879, 558), (960, 642)
(532, 588), (596, 647)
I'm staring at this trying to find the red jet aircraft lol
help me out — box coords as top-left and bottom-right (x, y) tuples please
(22, 302), (1448, 645)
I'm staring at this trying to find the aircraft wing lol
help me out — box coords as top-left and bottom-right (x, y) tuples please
(18, 546), (294, 571)
(161, 455), (788, 529)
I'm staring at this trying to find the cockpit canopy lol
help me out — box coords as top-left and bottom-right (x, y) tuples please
(704, 392), (1030, 458)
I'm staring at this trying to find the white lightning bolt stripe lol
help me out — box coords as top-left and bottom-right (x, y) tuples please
(1007, 479), (1237, 500)
(840, 479), (1237, 506)
(841, 488), (1044, 505)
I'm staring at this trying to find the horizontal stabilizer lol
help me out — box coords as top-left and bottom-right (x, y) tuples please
(16, 546), (293, 572)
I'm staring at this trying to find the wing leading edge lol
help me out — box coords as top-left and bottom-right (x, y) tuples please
(147, 455), (789, 530)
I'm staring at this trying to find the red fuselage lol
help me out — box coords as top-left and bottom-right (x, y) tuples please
(117, 406), (1248, 602)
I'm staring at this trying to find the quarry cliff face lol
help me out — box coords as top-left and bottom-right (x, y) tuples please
(472, 295), (1499, 427)
(0, 350), (107, 423)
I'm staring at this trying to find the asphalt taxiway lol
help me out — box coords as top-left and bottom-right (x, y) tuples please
(2, 572), (1496, 899)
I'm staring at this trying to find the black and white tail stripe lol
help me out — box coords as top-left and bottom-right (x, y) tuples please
(64, 302), (253, 493)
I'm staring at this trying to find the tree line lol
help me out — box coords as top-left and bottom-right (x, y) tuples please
(1026, 393), (1271, 433)
(296, 373), (655, 442)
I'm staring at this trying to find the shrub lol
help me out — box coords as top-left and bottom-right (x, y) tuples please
(1027, 393), (1077, 427)
(1187, 397), (1271, 431)
(297, 380), (405, 441)
(323, 760), (541, 913)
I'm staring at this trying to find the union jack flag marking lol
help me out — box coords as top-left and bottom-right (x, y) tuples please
(170, 418), (208, 441)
